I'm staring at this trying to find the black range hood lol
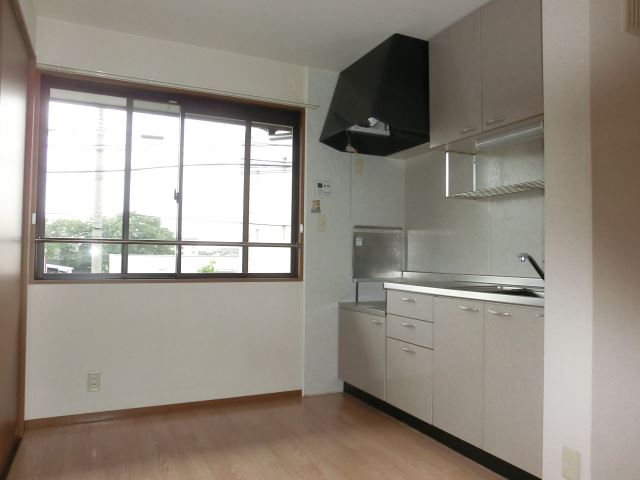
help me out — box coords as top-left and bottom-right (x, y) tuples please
(320, 34), (429, 157)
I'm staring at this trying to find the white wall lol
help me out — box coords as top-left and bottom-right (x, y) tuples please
(36, 17), (308, 106)
(23, 19), (311, 419)
(542, 0), (593, 478)
(405, 141), (544, 278)
(25, 23), (406, 415)
(26, 283), (302, 419)
(303, 68), (405, 395)
(16, 0), (36, 48)
(590, 0), (640, 477)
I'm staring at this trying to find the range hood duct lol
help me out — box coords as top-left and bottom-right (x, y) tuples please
(320, 34), (429, 157)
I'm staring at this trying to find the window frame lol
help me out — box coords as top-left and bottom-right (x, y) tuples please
(35, 74), (304, 281)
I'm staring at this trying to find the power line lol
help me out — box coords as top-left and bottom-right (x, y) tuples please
(47, 161), (292, 174)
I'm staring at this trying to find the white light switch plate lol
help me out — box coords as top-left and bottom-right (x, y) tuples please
(562, 446), (580, 480)
(354, 156), (364, 175)
(317, 214), (327, 232)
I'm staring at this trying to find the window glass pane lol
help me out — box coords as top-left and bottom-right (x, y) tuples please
(248, 247), (292, 274)
(249, 123), (293, 243)
(129, 106), (181, 240)
(45, 99), (126, 240)
(182, 116), (245, 242)
(180, 246), (242, 274)
(125, 245), (177, 274)
(43, 242), (121, 275)
(39, 80), (299, 280)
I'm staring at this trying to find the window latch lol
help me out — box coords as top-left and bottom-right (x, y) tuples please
(173, 189), (182, 203)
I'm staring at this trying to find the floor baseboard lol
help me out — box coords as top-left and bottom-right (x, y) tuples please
(25, 389), (302, 431)
(343, 383), (540, 480)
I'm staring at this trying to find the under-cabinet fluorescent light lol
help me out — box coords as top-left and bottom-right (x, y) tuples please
(347, 118), (391, 137)
(475, 121), (544, 152)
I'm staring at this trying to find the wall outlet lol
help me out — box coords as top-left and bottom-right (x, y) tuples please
(562, 446), (580, 480)
(87, 370), (101, 392)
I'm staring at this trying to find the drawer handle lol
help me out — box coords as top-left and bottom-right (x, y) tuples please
(488, 309), (512, 317)
(458, 305), (479, 312)
(460, 126), (478, 134)
(536, 313), (545, 318)
(401, 297), (416, 303)
(371, 319), (384, 325)
(486, 117), (505, 126)
(400, 322), (416, 328)
(401, 347), (416, 354)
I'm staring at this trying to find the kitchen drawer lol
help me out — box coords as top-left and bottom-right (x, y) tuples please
(387, 314), (434, 348)
(386, 338), (433, 423)
(387, 290), (433, 321)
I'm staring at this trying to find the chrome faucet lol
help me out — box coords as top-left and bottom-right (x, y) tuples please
(518, 253), (545, 280)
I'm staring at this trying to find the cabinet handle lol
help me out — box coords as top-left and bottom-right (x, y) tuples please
(401, 297), (416, 303)
(460, 126), (478, 134)
(371, 319), (384, 325)
(458, 305), (479, 312)
(488, 309), (512, 317)
(401, 347), (416, 354)
(486, 117), (505, 126)
(400, 322), (416, 328)
(536, 313), (545, 318)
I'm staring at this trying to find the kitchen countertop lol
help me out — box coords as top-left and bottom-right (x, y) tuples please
(384, 280), (544, 308)
(338, 301), (386, 317)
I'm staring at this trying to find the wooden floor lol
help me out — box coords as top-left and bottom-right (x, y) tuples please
(9, 393), (503, 480)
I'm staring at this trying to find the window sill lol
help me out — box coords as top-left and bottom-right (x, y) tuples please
(29, 275), (303, 285)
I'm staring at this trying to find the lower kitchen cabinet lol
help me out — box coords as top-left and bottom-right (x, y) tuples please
(339, 294), (544, 477)
(483, 304), (544, 477)
(338, 309), (386, 399)
(386, 338), (433, 423)
(433, 297), (485, 447)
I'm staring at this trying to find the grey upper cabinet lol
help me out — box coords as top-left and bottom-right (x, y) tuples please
(481, 0), (543, 130)
(428, 11), (483, 148)
(429, 0), (543, 147)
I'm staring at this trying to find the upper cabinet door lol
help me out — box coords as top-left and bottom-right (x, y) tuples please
(429, 11), (483, 147)
(481, 0), (543, 130)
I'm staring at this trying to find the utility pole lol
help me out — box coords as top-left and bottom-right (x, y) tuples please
(92, 108), (104, 273)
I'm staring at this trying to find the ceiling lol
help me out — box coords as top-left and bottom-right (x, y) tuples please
(33, 0), (489, 71)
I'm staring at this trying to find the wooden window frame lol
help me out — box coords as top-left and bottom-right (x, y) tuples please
(34, 74), (305, 282)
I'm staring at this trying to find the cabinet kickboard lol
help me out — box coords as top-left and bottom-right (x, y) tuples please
(343, 383), (540, 480)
